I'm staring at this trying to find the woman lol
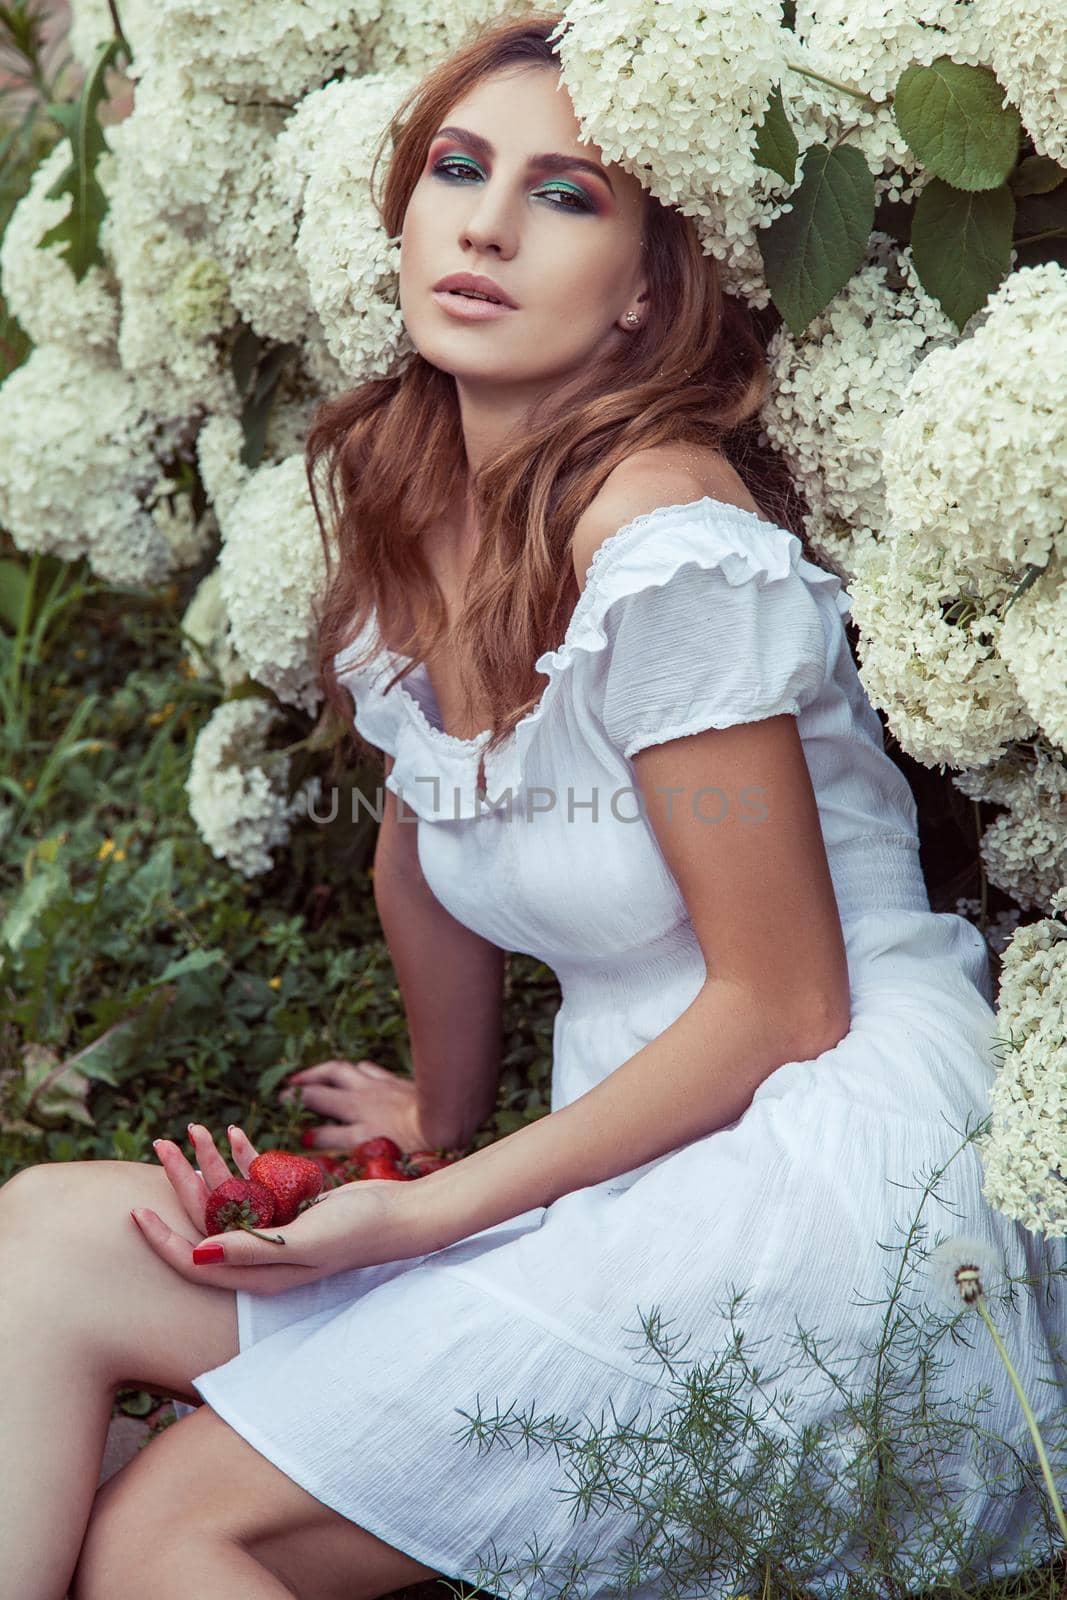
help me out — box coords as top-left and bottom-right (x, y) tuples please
(1, 11), (1063, 1599)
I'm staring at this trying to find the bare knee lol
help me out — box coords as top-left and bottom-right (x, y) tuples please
(0, 1158), (239, 1397)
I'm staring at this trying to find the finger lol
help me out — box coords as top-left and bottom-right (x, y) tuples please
(187, 1123), (231, 1187)
(281, 1083), (370, 1119)
(225, 1124), (260, 1175)
(285, 1060), (352, 1086)
(129, 1208), (320, 1296)
(298, 1122), (364, 1150)
(151, 1138), (212, 1229)
(352, 1060), (393, 1079)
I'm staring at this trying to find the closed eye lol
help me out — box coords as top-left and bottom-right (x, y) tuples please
(431, 156), (595, 213)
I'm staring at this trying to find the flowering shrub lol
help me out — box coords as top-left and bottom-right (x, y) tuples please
(0, 1), (1064, 1242)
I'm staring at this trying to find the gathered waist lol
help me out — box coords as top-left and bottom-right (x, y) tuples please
(551, 902), (993, 1019)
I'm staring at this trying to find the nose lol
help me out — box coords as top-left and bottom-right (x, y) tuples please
(459, 180), (519, 260)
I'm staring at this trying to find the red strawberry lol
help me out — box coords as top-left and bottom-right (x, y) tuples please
(360, 1156), (410, 1180)
(404, 1154), (453, 1177)
(203, 1177), (283, 1244)
(249, 1150), (324, 1224)
(351, 1136), (403, 1163)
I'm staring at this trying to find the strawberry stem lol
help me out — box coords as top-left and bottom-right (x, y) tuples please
(241, 1225), (287, 1245)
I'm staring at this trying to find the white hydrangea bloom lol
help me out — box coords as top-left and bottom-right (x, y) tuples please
(162, 256), (235, 339)
(365, 0), (538, 72)
(181, 567), (247, 691)
(998, 561), (1067, 754)
(0, 140), (119, 353)
(100, 154), (239, 426)
(789, 0), (988, 210)
(954, 749), (1067, 913)
(0, 343), (178, 589)
(196, 416), (251, 530)
(848, 533), (1037, 770)
(284, 73), (418, 382)
(262, 355), (327, 464)
(550, 0), (789, 307)
(137, 0), (377, 105)
(105, 65), (305, 345)
(761, 244), (957, 562)
(217, 454), (328, 715)
(973, 0), (1067, 164)
(881, 264), (1067, 580)
(978, 914), (1067, 1235)
(185, 698), (320, 879)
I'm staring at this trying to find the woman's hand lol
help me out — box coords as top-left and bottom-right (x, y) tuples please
(276, 1057), (453, 1153)
(129, 1123), (426, 1296)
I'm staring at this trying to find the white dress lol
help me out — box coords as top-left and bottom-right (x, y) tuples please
(187, 498), (1066, 1598)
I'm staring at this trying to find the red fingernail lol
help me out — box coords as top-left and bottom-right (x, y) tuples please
(193, 1243), (225, 1265)
(300, 1130), (316, 1148)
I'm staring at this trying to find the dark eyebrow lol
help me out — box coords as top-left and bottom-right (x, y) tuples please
(432, 125), (615, 197)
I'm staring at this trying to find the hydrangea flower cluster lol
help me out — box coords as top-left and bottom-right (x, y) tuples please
(789, 0), (987, 208)
(0, 139), (119, 353)
(272, 73), (419, 381)
(954, 749), (1067, 915)
(0, 343), (180, 587)
(846, 535), (1037, 772)
(180, 567), (247, 693)
(217, 454), (329, 717)
(998, 567), (1067, 754)
(760, 242), (957, 566)
(548, 0), (789, 306)
(974, 0), (1067, 165)
(979, 907), (1067, 1236)
(880, 265), (1067, 581)
(185, 698), (322, 879)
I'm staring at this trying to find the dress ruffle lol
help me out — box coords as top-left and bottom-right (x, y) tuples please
(333, 497), (851, 822)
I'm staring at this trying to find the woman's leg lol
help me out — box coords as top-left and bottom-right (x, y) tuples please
(0, 1158), (238, 1600)
(0, 1159), (447, 1600)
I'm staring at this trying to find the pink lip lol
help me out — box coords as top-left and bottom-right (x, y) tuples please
(432, 289), (518, 321)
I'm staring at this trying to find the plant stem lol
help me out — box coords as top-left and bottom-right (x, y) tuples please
(782, 58), (882, 112)
(975, 1296), (1067, 1546)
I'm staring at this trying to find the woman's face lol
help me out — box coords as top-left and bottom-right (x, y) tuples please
(399, 64), (649, 397)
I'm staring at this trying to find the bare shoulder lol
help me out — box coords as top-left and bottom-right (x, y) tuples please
(571, 444), (766, 594)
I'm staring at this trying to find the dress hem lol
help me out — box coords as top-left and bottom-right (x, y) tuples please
(187, 1380), (484, 1594)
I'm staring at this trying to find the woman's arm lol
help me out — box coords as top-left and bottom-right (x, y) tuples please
(395, 710), (852, 1255)
(375, 754), (507, 1148)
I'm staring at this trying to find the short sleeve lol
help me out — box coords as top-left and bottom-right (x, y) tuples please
(332, 619), (405, 759)
(597, 522), (835, 762)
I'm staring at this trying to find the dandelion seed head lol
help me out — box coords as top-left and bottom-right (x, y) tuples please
(925, 1235), (1007, 1315)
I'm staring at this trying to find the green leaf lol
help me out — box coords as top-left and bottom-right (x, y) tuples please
(156, 947), (226, 984)
(753, 84), (798, 185)
(759, 144), (874, 338)
(1011, 154), (1067, 198)
(38, 38), (122, 280)
(229, 324), (262, 397)
(116, 1389), (155, 1417)
(63, 987), (178, 1088)
(910, 177), (1015, 330)
(17, 1043), (96, 1130)
(893, 59), (1021, 191)
(0, 557), (30, 633)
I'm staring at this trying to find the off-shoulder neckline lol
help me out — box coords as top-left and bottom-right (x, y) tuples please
(353, 495), (810, 756)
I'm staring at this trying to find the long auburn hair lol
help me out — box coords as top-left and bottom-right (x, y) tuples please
(309, 7), (804, 774)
